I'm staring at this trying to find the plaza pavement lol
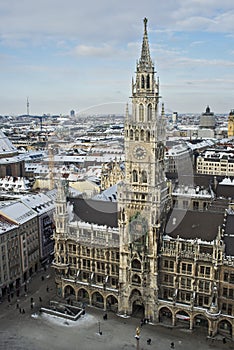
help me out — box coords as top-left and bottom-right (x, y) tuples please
(0, 267), (233, 350)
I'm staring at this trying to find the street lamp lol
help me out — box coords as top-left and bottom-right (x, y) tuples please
(98, 321), (102, 335)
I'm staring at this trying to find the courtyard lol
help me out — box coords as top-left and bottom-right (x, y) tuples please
(0, 267), (232, 350)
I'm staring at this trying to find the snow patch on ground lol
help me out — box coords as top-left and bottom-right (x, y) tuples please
(33, 312), (97, 328)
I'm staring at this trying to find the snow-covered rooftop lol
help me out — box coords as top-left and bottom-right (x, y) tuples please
(21, 192), (55, 214)
(0, 130), (18, 155)
(0, 201), (37, 224)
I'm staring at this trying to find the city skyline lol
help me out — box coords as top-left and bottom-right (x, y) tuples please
(0, 0), (234, 116)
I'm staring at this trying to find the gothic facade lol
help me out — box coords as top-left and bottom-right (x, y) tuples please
(52, 19), (234, 340)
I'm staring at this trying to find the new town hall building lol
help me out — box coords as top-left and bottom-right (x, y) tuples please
(52, 19), (234, 339)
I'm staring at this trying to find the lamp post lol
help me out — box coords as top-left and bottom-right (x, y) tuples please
(98, 321), (102, 335)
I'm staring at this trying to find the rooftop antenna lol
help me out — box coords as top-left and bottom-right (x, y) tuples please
(27, 97), (30, 116)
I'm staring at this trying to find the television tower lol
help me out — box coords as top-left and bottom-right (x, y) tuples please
(27, 97), (30, 116)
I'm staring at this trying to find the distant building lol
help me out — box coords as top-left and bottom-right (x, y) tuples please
(0, 131), (25, 178)
(196, 148), (234, 176)
(165, 143), (193, 179)
(228, 110), (234, 138)
(70, 110), (75, 118)
(197, 106), (216, 139)
(101, 159), (124, 190)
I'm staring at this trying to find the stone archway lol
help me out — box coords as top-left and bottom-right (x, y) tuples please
(106, 294), (118, 312)
(77, 288), (89, 305)
(64, 284), (76, 299)
(175, 310), (190, 329)
(91, 291), (104, 309)
(193, 314), (209, 332)
(129, 289), (144, 319)
(159, 306), (173, 325)
(218, 319), (232, 338)
(132, 300), (145, 319)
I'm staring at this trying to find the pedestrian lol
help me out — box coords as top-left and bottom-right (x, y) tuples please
(223, 337), (226, 344)
(22, 309), (25, 314)
(147, 338), (151, 345)
(30, 297), (33, 303)
(46, 286), (49, 292)
(19, 308), (22, 313)
(16, 303), (19, 309)
(170, 342), (175, 349)
(39, 296), (42, 302)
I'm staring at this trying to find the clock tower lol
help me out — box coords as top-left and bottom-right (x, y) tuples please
(118, 18), (169, 321)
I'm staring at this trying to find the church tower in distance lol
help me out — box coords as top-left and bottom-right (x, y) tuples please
(118, 18), (169, 321)
(228, 109), (234, 138)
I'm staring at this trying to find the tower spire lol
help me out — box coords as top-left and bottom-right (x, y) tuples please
(139, 17), (152, 69)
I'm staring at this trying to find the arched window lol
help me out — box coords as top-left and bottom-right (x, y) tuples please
(135, 130), (139, 141)
(141, 75), (145, 89)
(139, 104), (144, 122)
(121, 209), (125, 221)
(132, 274), (141, 285)
(142, 170), (147, 183)
(20, 163), (24, 177)
(140, 129), (144, 141)
(146, 131), (150, 142)
(126, 129), (128, 137)
(133, 170), (138, 182)
(147, 104), (152, 121)
(130, 129), (133, 140)
(6, 165), (12, 176)
(146, 74), (150, 89)
(132, 259), (141, 270)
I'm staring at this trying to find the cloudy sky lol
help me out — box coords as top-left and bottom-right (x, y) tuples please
(0, 0), (234, 116)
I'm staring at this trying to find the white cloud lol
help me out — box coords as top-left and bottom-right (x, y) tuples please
(73, 44), (116, 57)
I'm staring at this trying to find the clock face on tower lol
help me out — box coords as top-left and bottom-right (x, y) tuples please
(133, 145), (147, 160)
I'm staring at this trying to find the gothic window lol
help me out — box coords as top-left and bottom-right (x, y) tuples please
(20, 163), (24, 176)
(139, 104), (144, 122)
(141, 75), (145, 89)
(130, 129), (133, 140)
(133, 170), (138, 182)
(142, 170), (147, 183)
(6, 165), (12, 176)
(132, 274), (141, 285)
(146, 130), (150, 142)
(146, 74), (150, 89)
(140, 129), (144, 141)
(147, 104), (152, 121)
(135, 129), (139, 141)
(121, 208), (125, 221)
(132, 259), (141, 270)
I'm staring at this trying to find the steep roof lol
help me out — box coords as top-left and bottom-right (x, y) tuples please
(21, 192), (55, 214)
(0, 130), (18, 157)
(165, 208), (225, 241)
(68, 197), (118, 228)
(223, 212), (234, 256)
(0, 200), (37, 224)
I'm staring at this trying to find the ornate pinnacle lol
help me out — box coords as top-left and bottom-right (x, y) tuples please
(144, 17), (148, 34)
(139, 17), (152, 68)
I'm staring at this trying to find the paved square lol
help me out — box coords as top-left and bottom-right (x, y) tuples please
(0, 268), (232, 350)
